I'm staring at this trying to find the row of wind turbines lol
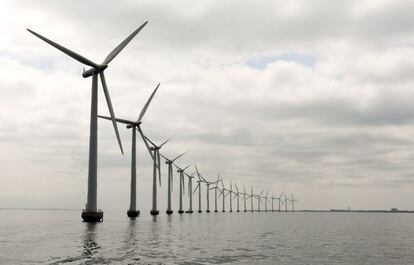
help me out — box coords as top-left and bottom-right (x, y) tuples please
(27, 21), (298, 222)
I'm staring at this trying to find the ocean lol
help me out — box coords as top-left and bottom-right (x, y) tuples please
(0, 209), (413, 264)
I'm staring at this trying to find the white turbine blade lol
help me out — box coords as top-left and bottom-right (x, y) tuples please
(99, 72), (123, 154)
(137, 128), (155, 160)
(137, 83), (160, 122)
(143, 135), (157, 147)
(103, 21), (148, 65)
(160, 153), (169, 161)
(27, 28), (99, 68)
(265, 190), (269, 198)
(243, 185), (246, 194)
(159, 137), (172, 148)
(172, 151), (187, 162)
(98, 115), (134, 125)
(235, 184), (239, 193)
(192, 183), (199, 195)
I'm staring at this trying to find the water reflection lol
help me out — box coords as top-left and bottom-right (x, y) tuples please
(82, 223), (100, 260)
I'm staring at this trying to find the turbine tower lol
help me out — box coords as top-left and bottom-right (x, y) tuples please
(142, 135), (171, 215)
(278, 193), (284, 212)
(98, 83), (160, 218)
(229, 181), (233, 213)
(174, 164), (192, 214)
(185, 172), (195, 213)
(27, 22), (148, 222)
(219, 179), (229, 212)
(196, 166), (216, 213)
(161, 152), (186, 215)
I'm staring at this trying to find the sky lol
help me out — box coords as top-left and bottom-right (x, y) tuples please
(1, 0), (414, 212)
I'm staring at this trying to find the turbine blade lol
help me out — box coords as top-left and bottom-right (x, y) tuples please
(27, 28), (99, 68)
(144, 135), (157, 147)
(137, 128), (155, 161)
(159, 137), (172, 148)
(183, 164), (192, 171)
(98, 115), (134, 125)
(137, 83), (160, 122)
(103, 21), (148, 65)
(172, 151), (187, 162)
(193, 183), (199, 195)
(99, 72), (123, 154)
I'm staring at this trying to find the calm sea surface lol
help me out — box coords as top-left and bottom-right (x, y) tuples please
(0, 209), (413, 264)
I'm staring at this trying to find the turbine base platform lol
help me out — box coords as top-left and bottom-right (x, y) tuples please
(185, 210), (194, 214)
(214, 210), (218, 213)
(178, 210), (184, 214)
(127, 210), (140, 218)
(150, 210), (159, 216)
(206, 210), (210, 213)
(222, 210), (226, 212)
(236, 210), (240, 212)
(230, 210), (233, 213)
(166, 210), (173, 215)
(81, 210), (103, 222)
(198, 210), (202, 213)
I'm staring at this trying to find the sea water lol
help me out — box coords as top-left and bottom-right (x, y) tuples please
(0, 209), (413, 264)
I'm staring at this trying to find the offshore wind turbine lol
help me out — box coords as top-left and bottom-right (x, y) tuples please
(193, 172), (203, 213)
(229, 181), (233, 213)
(290, 193), (299, 212)
(219, 179), (230, 212)
(161, 152), (187, 215)
(242, 185), (248, 212)
(263, 191), (270, 212)
(98, 83), (160, 218)
(250, 187), (254, 212)
(271, 193), (276, 212)
(234, 184), (241, 212)
(27, 22), (148, 222)
(208, 175), (221, 213)
(185, 172), (195, 213)
(284, 193), (288, 212)
(278, 192), (284, 212)
(256, 190), (264, 212)
(142, 135), (171, 215)
(174, 164), (192, 214)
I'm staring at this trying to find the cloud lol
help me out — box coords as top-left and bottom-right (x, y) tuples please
(1, 0), (414, 211)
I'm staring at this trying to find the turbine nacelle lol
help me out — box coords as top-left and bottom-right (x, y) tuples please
(82, 64), (108, 78)
(126, 122), (142, 129)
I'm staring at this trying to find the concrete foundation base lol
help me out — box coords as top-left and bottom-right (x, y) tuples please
(166, 210), (173, 215)
(222, 210), (226, 212)
(214, 210), (218, 213)
(206, 210), (210, 213)
(198, 210), (202, 213)
(236, 210), (240, 212)
(150, 210), (159, 216)
(127, 210), (140, 218)
(185, 210), (193, 214)
(81, 210), (103, 222)
(230, 210), (233, 213)
(178, 210), (184, 214)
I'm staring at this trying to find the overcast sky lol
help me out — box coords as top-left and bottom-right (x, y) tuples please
(1, 0), (414, 212)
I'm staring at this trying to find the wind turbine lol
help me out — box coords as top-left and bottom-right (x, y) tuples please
(141, 135), (170, 215)
(27, 22), (149, 222)
(278, 192), (284, 212)
(218, 179), (230, 212)
(242, 185), (248, 212)
(161, 152), (187, 215)
(185, 172), (195, 213)
(290, 193), (299, 212)
(193, 171), (203, 213)
(234, 184), (241, 212)
(271, 193), (275, 212)
(98, 83), (159, 218)
(208, 175), (221, 213)
(250, 186), (254, 212)
(284, 193), (288, 212)
(263, 191), (270, 212)
(229, 181), (234, 213)
(256, 190), (264, 212)
(174, 164), (192, 214)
